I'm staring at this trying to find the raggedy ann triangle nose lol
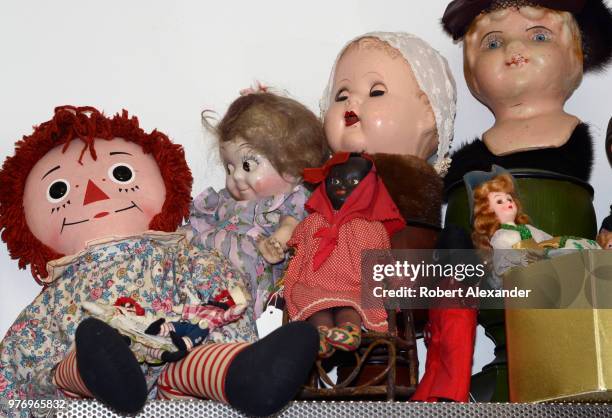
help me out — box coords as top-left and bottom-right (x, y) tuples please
(83, 180), (110, 205)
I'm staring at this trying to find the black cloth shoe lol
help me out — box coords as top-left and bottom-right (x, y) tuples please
(161, 349), (188, 363)
(75, 317), (148, 415)
(170, 331), (188, 351)
(144, 318), (165, 335)
(225, 321), (318, 417)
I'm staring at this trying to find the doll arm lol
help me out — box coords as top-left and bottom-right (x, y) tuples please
(0, 290), (64, 403)
(258, 215), (300, 264)
(527, 225), (554, 243)
(189, 249), (257, 344)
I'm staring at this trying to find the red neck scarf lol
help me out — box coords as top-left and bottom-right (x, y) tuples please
(304, 153), (405, 270)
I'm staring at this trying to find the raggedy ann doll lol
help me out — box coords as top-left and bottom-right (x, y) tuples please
(442, 0), (612, 188)
(283, 152), (405, 358)
(189, 88), (327, 317)
(465, 166), (600, 289)
(321, 32), (477, 402)
(0, 106), (318, 417)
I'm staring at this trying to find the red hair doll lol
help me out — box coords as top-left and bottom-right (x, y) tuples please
(0, 106), (317, 417)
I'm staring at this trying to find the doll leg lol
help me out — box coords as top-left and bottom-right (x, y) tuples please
(169, 321), (210, 351)
(53, 349), (93, 399)
(326, 307), (362, 351)
(412, 308), (477, 402)
(308, 310), (335, 358)
(157, 321), (318, 417)
(53, 318), (148, 414)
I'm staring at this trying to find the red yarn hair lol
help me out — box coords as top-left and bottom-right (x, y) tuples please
(471, 173), (530, 250)
(0, 105), (193, 284)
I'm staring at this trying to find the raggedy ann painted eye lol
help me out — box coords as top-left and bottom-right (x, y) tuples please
(108, 163), (135, 184)
(47, 179), (70, 203)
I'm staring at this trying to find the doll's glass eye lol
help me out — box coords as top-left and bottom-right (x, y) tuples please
(530, 28), (552, 43)
(47, 179), (70, 203)
(335, 88), (348, 102)
(482, 34), (503, 50)
(242, 155), (260, 172)
(496, 199), (504, 205)
(350, 178), (359, 185)
(370, 83), (387, 97)
(108, 163), (135, 184)
(331, 178), (341, 185)
(533, 33), (547, 42)
(488, 40), (502, 49)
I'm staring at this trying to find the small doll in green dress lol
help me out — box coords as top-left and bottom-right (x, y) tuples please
(466, 166), (600, 288)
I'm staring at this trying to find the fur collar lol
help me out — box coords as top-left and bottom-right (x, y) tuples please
(370, 153), (443, 227)
(444, 123), (594, 194)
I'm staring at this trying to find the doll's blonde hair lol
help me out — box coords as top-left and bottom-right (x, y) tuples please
(471, 173), (530, 250)
(214, 92), (328, 180)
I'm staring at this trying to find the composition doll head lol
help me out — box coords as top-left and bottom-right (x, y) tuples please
(320, 32), (457, 175)
(0, 106), (192, 282)
(470, 172), (530, 249)
(325, 154), (373, 210)
(215, 92), (327, 201)
(443, 1), (612, 117)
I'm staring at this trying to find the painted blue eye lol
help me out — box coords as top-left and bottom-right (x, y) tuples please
(487, 39), (502, 49)
(533, 33), (549, 42)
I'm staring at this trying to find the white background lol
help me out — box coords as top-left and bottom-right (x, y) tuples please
(1, 0), (611, 377)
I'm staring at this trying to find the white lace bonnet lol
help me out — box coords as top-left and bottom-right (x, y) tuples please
(320, 31), (457, 177)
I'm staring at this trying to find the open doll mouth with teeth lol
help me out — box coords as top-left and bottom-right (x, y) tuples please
(506, 54), (529, 68)
(344, 111), (360, 127)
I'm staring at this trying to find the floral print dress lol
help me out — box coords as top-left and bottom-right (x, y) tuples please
(0, 231), (256, 416)
(186, 185), (308, 317)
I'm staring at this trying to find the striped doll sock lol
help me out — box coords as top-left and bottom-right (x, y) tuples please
(157, 322), (319, 417)
(157, 342), (249, 402)
(52, 349), (93, 398)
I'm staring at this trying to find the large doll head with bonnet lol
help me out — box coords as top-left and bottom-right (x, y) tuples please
(213, 91), (327, 201)
(0, 106), (192, 283)
(320, 32), (457, 176)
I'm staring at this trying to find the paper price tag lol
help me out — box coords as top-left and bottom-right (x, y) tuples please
(256, 305), (284, 339)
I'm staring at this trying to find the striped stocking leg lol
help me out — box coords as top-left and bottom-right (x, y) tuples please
(157, 342), (249, 402)
(52, 349), (93, 398)
(158, 322), (319, 417)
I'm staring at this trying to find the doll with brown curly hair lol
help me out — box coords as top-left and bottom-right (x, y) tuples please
(189, 88), (328, 317)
